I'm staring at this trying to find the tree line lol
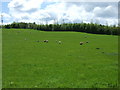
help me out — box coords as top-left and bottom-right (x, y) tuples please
(3, 22), (119, 35)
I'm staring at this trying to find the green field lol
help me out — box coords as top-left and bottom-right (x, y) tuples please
(2, 29), (118, 88)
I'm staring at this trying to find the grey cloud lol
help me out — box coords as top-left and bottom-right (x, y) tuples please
(26, 8), (38, 13)
(41, 2), (118, 24)
(8, 1), (39, 13)
(66, 2), (117, 12)
(13, 7), (38, 13)
(94, 6), (117, 18)
(66, 2), (118, 19)
(84, 2), (118, 12)
(12, 2), (23, 9)
(21, 16), (29, 20)
(95, 10), (117, 18)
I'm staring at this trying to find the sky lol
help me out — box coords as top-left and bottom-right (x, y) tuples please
(0, 0), (119, 26)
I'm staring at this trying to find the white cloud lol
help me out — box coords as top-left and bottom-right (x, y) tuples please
(2, 13), (11, 21)
(106, 18), (118, 26)
(2, 13), (11, 18)
(0, 13), (12, 25)
(5, 0), (118, 25)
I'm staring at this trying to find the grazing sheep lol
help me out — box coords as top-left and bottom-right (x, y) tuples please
(46, 40), (48, 43)
(80, 42), (84, 45)
(43, 40), (48, 43)
(44, 40), (46, 42)
(58, 41), (61, 44)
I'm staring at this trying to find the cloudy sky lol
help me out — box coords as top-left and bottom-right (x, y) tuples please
(0, 0), (119, 25)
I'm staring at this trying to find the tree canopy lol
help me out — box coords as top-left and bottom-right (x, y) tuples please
(3, 22), (119, 35)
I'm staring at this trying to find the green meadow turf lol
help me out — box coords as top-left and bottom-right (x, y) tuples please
(2, 29), (118, 88)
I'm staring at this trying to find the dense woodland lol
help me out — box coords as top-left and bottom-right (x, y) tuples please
(3, 22), (119, 35)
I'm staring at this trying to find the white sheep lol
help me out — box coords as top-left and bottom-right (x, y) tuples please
(43, 40), (46, 42)
(46, 40), (48, 43)
(80, 42), (84, 45)
(58, 41), (61, 44)
(44, 40), (48, 43)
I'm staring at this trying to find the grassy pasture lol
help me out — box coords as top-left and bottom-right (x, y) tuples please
(2, 29), (118, 88)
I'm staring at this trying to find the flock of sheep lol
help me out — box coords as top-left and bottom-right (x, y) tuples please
(80, 41), (89, 45)
(34, 39), (62, 44)
(22, 31), (89, 45)
(34, 39), (88, 45)
(24, 37), (88, 45)
(43, 40), (62, 44)
(21, 31), (89, 45)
